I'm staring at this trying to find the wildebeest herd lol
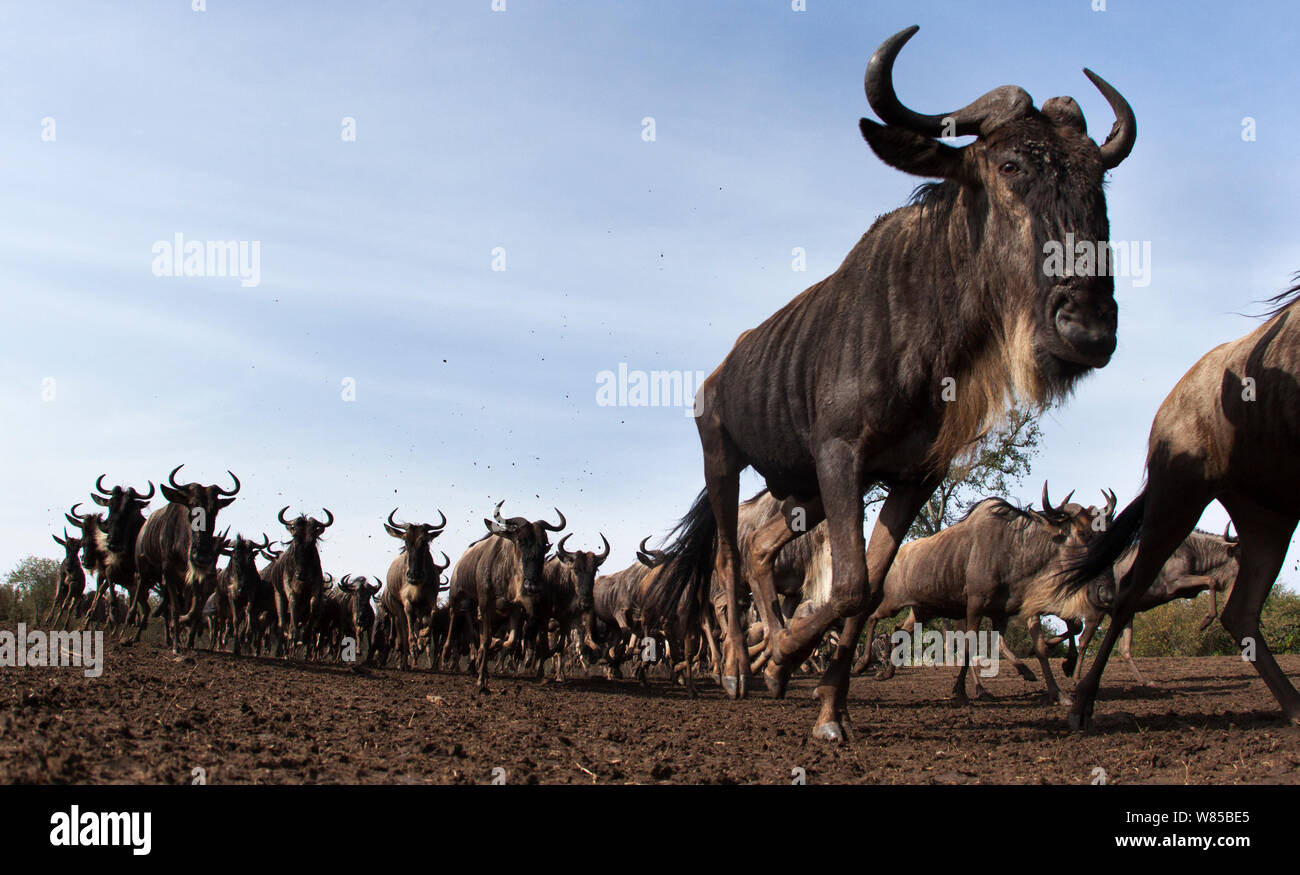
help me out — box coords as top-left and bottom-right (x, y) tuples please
(40, 27), (1300, 744)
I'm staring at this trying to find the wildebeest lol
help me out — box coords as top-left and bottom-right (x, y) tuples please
(45, 530), (86, 629)
(443, 501), (565, 692)
(67, 476), (153, 632)
(591, 539), (663, 679)
(538, 533), (609, 681)
(265, 507), (334, 658)
(131, 465), (240, 650)
(1063, 283), (1300, 728)
(654, 25), (1134, 740)
(379, 508), (449, 670)
(211, 533), (272, 654)
(1056, 525), (1240, 685)
(323, 573), (382, 662)
(847, 485), (1114, 704)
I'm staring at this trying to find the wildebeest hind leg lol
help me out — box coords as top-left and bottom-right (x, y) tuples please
(697, 408), (749, 700)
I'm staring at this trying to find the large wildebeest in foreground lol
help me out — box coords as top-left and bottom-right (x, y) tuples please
(443, 502), (565, 692)
(266, 507), (334, 658)
(380, 508), (449, 669)
(1063, 281), (1300, 729)
(69, 476), (154, 631)
(654, 25), (1135, 741)
(131, 466), (240, 650)
(853, 485), (1114, 705)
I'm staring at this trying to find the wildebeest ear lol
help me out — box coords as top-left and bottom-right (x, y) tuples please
(160, 483), (186, 504)
(859, 118), (966, 181)
(90, 493), (110, 508)
(216, 496), (237, 510)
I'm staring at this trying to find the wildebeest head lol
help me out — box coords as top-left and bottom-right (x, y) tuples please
(554, 532), (611, 612)
(65, 503), (104, 569)
(861, 26), (1135, 385)
(52, 529), (82, 572)
(89, 475), (154, 554)
(338, 573), (382, 632)
(384, 508), (449, 588)
(221, 533), (269, 602)
(1035, 481), (1116, 549)
(277, 506), (333, 586)
(161, 464), (240, 561)
(484, 501), (566, 596)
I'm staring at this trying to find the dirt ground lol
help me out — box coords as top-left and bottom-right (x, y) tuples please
(2, 631), (1299, 785)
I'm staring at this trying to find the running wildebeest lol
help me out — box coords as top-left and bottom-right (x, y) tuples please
(67, 477), (153, 632)
(1056, 525), (1240, 685)
(655, 25), (1135, 740)
(332, 573), (382, 661)
(1063, 281), (1300, 728)
(380, 508), (449, 670)
(265, 507), (334, 658)
(45, 530), (86, 629)
(538, 533), (609, 681)
(850, 485), (1114, 704)
(443, 501), (565, 692)
(212, 533), (272, 654)
(131, 466), (240, 650)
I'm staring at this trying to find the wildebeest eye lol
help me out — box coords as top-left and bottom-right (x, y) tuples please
(999, 160), (1021, 176)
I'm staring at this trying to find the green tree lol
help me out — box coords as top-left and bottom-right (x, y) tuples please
(4, 555), (61, 624)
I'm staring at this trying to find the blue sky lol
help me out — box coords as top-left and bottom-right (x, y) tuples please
(2, 1), (1297, 588)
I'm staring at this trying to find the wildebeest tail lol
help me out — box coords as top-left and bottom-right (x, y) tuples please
(644, 488), (716, 627)
(1057, 488), (1146, 597)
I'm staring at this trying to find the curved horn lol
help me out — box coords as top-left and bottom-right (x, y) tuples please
(133, 480), (155, 501)
(94, 474), (113, 496)
(556, 533), (573, 560)
(542, 507), (566, 533)
(1082, 69), (1136, 170)
(493, 500), (508, 525)
(319, 508), (334, 528)
(386, 508), (406, 532)
(1223, 522), (1238, 544)
(595, 532), (611, 566)
(430, 509), (447, 531)
(217, 470), (241, 497)
(1041, 481), (1054, 514)
(340, 573), (353, 589)
(255, 532), (272, 552)
(1102, 488), (1117, 519)
(636, 536), (667, 567)
(433, 552), (451, 575)
(865, 25), (1032, 138)
(167, 464), (185, 489)
(278, 506), (292, 526)
(67, 503), (87, 525)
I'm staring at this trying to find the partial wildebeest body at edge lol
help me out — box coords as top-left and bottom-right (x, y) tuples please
(131, 466), (239, 651)
(443, 502), (565, 692)
(654, 25), (1135, 741)
(66, 475), (153, 633)
(1064, 283), (1300, 729)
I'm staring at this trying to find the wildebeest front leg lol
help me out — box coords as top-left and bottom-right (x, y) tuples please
(995, 616), (1037, 681)
(402, 602), (420, 670)
(696, 399), (750, 700)
(1027, 614), (1069, 705)
(1216, 498), (1300, 723)
(476, 605), (494, 694)
(793, 470), (934, 743)
(748, 504), (822, 697)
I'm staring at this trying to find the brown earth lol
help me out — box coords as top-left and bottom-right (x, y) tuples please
(2, 631), (1299, 785)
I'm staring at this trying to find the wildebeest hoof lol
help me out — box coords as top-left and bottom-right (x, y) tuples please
(1060, 657), (1077, 676)
(975, 688), (997, 701)
(1066, 706), (1091, 731)
(1017, 665), (1038, 682)
(764, 663), (790, 699)
(721, 674), (747, 700)
(1056, 693), (1073, 707)
(812, 721), (844, 744)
